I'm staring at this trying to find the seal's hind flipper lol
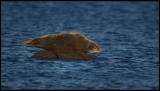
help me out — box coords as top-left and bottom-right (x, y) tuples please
(23, 38), (40, 47)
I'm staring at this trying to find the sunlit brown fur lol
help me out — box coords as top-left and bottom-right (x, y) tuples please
(23, 32), (102, 60)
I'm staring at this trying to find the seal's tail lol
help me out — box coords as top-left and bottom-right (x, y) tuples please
(22, 38), (40, 46)
(23, 40), (32, 45)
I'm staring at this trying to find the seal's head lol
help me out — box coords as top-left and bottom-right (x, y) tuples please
(88, 44), (102, 53)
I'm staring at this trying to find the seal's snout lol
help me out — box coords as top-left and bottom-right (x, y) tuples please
(95, 47), (102, 53)
(97, 47), (102, 53)
(89, 45), (102, 53)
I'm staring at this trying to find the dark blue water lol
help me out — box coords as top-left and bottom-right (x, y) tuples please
(1, 1), (159, 90)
